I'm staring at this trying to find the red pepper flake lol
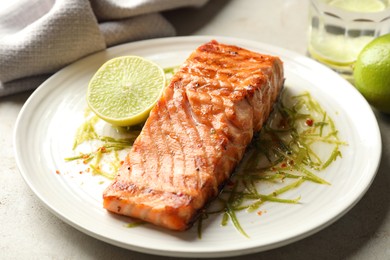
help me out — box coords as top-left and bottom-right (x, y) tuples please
(98, 146), (107, 152)
(55, 170), (60, 174)
(281, 162), (287, 168)
(257, 210), (267, 216)
(120, 161), (124, 165)
(79, 171), (83, 174)
(82, 154), (90, 164)
(306, 118), (314, 127)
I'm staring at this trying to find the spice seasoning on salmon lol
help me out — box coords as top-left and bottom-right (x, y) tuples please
(103, 40), (284, 231)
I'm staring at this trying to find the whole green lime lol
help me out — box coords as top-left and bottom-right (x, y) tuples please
(353, 33), (390, 114)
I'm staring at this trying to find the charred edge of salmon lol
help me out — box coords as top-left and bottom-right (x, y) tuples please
(103, 40), (284, 231)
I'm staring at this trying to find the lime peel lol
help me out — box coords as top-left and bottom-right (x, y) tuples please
(87, 56), (166, 126)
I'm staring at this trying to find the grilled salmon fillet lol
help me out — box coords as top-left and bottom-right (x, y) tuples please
(103, 40), (284, 231)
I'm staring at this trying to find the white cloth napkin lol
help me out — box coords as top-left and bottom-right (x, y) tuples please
(0, 0), (208, 97)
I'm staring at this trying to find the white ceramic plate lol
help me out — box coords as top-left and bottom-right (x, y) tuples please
(14, 36), (381, 258)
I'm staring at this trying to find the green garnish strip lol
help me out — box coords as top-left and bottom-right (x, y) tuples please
(89, 164), (116, 180)
(163, 66), (179, 74)
(224, 205), (250, 238)
(64, 144), (131, 162)
(126, 221), (147, 228)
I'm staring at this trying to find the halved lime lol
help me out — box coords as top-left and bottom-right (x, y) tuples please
(87, 56), (165, 126)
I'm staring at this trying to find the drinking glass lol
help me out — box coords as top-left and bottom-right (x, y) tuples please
(308, 0), (390, 80)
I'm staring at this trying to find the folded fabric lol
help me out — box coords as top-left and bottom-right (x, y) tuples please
(0, 0), (208, 97)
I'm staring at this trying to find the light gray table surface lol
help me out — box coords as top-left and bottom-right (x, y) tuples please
(1, 0), (389, 259)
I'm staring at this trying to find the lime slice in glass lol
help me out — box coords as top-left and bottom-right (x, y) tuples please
(328, 0), (387, 12)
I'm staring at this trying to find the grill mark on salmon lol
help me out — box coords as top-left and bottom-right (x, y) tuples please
(103, 40), (284, 231)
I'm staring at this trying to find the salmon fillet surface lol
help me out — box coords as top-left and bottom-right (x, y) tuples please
(103, 40), (284, 231)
